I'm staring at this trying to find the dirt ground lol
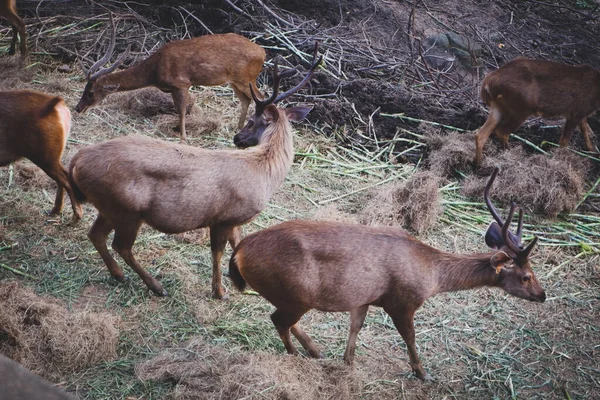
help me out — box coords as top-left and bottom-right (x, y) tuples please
(1, 0), (599, 399)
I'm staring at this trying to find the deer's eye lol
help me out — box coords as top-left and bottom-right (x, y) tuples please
(522, 275), (531, 283)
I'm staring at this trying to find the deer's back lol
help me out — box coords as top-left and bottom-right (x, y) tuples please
(151, 33), (266, 87)
(235, 220), (437, 311)
(481, 58), (600, 117)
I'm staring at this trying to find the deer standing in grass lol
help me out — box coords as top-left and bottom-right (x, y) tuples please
(69, 46), (321, 298)
(0, 0), (26, 56)
(75, 13), (265, 141)
(0, 90), (82, 221)
(474, 58), (600, 165)
(229, 167), (546, 381)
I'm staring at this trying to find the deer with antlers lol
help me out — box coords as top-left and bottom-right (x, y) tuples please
(229, 167), (545, 381)
(0, 0), (26, 56)
(474, 58), (600, 165)
(69, 45), (321, 298)
(75, 13), (266, 141)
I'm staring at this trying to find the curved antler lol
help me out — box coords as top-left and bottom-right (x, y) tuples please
(484, 167), (503, 226)
(251, 42), (323, 116)
(87, 12), (118, 79)
(501, 202), (522, 255)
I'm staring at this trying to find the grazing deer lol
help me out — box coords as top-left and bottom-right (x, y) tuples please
(0, 354), (74, 400)
(474, 57), (600, 165)
(0, 90), (82, 221)
(69, 45), (322, 298)
(0, 0), (26, 56)
(75, 13), (266, 141)
(229, 167), (545, 381)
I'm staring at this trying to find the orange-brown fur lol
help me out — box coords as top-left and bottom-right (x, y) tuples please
(68, 105), (299, 299)
(76, 32), (265, 140)
(0, 355), (74, 399)
(0, 90), (82, 221)
(475, 58), (600, 165)
(229, 220), (545, 381)
(0, 0), (26, 56)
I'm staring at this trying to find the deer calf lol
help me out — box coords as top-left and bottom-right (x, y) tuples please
(475, 58), (600, 165)
(229, 168), (545, 381)
(75, 13), (266, 141)
(0, 90), (82, 221)
(0, 0), (26, 56)
(69, 46), (321, 298)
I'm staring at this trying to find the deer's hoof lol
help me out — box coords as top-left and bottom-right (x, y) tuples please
(151, 287), (168, 297)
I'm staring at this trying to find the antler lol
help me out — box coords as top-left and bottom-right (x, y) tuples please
(250, 42), (323, 115)
(484, 167), (524, 248)
(81, 12), (129, 80)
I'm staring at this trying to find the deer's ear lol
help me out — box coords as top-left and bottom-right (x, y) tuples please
(490, 251), (514, 274)
(285, 106), (313, 122)
(263, 104), (280, 123)
(103, 84), (120, 92)
(485, 221), (504, 250)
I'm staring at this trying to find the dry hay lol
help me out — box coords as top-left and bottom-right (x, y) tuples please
(136, 338), (361, 400)
(426, 130), (480, 176)
(0, 281), (119, 380)
(360, 171), (442, 233)
(462, 147), (590, 218)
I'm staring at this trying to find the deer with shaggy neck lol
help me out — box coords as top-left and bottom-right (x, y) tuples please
(75, 13), (266, 141)
(474, 58), (600, 165)
(0, 0), (27, 56)
(229, 167), (545, 380)
(69, 46), (322, 299)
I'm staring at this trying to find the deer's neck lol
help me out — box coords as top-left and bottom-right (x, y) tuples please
(99, 63), (154, 92)
(432, 251), (500, 295)
(253, 120), (294, 195)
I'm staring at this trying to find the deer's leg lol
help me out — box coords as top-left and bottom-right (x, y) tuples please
(209, 225), (235, 299)
(290, 323), (322, 358)
(494, 116), (526, 149)
(227, 226), (242, 251)
(387, 307), (431, 381)
(5, 13), (26, 56)
(578, 120), (597, 152)
(232, 85), (251, 129)
(171, 89), (189, 142)
(41, 164), (82, 222)
(343, 305), (369, 365)
(88, 214), (127, 282)
(474, 108), (501, 166)
(271, 308), (314, 356)
(111, 219), (167, 296)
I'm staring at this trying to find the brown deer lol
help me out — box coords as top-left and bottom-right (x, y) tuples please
(0, 0), (26, 56)
(0, 354), (74, 400)
(0, 90), (82, 221)
(75, 13), (266, 141)
(68, 45), (322, 298)
(474, 57), (600, 165)
(229, 167), (545, 381)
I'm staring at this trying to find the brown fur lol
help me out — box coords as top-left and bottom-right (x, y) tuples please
(0, 90), (82, 221)
(0, 355), (74, 400)
(229, 219), (545, 381)
(0, 0), (27, 56)
(68, 105), (301, 299)
(475, 58), (600, 164)
(76, 32), (266, 140)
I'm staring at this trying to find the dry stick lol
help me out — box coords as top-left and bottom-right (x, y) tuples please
(255, 0), (295, 27)
(178, 7), (213, 35)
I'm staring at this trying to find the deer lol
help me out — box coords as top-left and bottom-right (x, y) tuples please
(68, 45), (322, 299)
(75, 13), (266, 141)
(0, 90), (82, 221)
(474, 57), (600, 165)
(0, 0), (26, 56)
(228, 167), (546, 381)
(0, 354), (74, 400)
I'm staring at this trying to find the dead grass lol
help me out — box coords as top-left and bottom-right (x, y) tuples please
(0, 281), (119, 380)
(360, 171), (442, 233)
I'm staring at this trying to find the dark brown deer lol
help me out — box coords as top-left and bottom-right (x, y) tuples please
(474, 58), (600, 165)
(0, 90), (82, 221)
(0, 354), (74, 400)
(229, 167), (545, 381)
(0, 0), (26, 56)
(69, 46), (322, 298)
(75, 13), (266, 141)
